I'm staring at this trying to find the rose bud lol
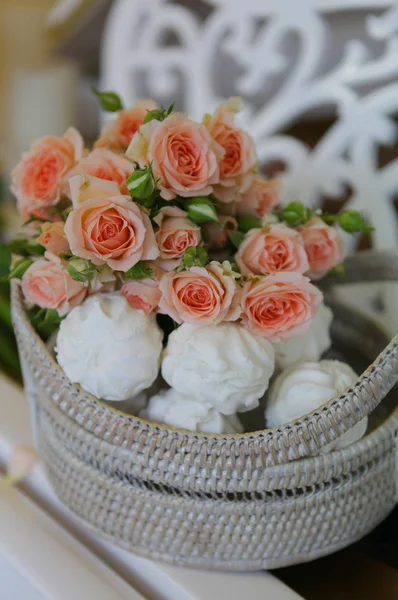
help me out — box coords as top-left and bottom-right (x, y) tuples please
(67, 258), (97, 282)
(127, 164), (156, 200)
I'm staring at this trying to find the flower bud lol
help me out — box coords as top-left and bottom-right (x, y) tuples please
(339, 210), (373, 233)
(143, 102), (175, 124)
(91, 87), (123, 112)
(184, 197), (220, 225)
(282, 202), (313, 227)
(127, 166), (156, 200)
(67, 258), (96, 282)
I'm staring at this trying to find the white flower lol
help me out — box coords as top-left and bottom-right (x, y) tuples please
(273, 303), (333, 370)
(161, 323), (275, 415)
(266, 359), (367, 452)
(141, 388), (243, 433)
(56, 293), (163, 401)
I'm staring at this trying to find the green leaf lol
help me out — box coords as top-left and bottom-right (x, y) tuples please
(143, 102), (175, 124)
(67, 258), (97, 282)
(228, 230), (245, 249)
(143, 109), (166, 124)
(29, 306), (62, 339)
(127, 164), (156, 200)
(183, 196), (220, 225)
(237, 215), (262, 233)
(1, 258), (33, 282)
(281, 202), (313, 227)
(124, 261), (153, 279)
(183, 246), (209, 268)
(91, 86), (124, 112)
(338, 210), (374, 233)
(7, 238), (45, 257)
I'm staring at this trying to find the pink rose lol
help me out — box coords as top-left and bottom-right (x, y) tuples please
(240, 272), (322, 342)
(299, 217), (346, 280)
(95, 99), (157, 152)
(11, 127), (84, 221)
(64, 175), (159, 272)
(158, 261), (241, 325)
(236, 177), (281, 218)
(66, 149), (133, 195)
(22, 255), (86, 316)
(154, 206), (201, 266)
(37, 221), (69, 255)
(126, 113), (224, 200)
(204, 97), (257, 203)
(121, 279), (161, 315)
(236, 224), (309, 276)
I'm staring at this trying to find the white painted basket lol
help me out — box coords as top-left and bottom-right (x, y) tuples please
(12, 251), (398, 570)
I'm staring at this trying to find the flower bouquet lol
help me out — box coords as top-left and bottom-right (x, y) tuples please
(8, 91), (398, 570)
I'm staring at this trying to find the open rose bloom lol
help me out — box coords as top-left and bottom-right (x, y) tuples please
(9, 93), (368, 435)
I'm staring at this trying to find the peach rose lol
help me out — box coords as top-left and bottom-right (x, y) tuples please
(299, 217), (346, 280)
(95, 99), (157, 152)
(66, 149), (133, 194)
(22, 255), (86, 316)
(64, 175), (159, 272)
(154, 206), (201, 266)
(204, 97), (257, 203)
(11, 127), (84, 221)
(37, 221), (69, 255)
(126, 113), (224, 200)
(121, 279), (161, 314)
(236, 177), (281, 218)
(158, 261), (241, 325)
(240, 272), (323, 342)
(236, 224), (309, 276)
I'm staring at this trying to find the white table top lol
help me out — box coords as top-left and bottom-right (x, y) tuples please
(0, 375), (302, 600)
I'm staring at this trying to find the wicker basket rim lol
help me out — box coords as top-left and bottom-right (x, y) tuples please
(11, 250), (398, 462)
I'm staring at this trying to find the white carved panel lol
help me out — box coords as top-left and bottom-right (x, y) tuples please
(101, 0), (398, 330)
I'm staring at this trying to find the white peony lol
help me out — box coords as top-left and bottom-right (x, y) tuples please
(56, 293), (163, 401)
(161, 323), (275, 415)
(141, 388), (243, 433)
(273, 303), (333, 370)
(266, 359), (367, 452)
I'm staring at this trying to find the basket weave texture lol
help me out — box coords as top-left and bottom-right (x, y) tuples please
(12, 251), (398, 570)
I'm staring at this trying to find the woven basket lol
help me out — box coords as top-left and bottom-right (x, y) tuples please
(12, 250), (398, 571)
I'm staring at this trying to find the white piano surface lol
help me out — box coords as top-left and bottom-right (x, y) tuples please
(0, 375), (302, 600)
